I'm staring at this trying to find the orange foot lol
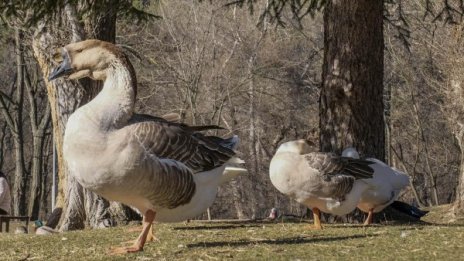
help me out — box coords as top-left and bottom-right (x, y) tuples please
(123, 236), (159, 245)
(306, 225), (323, 230)
(109, 246), (143, 255)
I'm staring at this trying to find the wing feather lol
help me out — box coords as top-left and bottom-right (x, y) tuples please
(304, 152), (375, 199)
(142, 158), (196, 209)
(128, 114), (236, 173)
(304, 152), (375, 180)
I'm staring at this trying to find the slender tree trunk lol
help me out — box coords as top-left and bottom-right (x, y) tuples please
(26, 66), (52, 220)
(455, 126), (464, 215)
(229, 108), (246, 219)
(0, 122), (7, 169)
(320, 0), (384, 159)
(12, 28), (27, 216)
(248, 55), (259, 218)
(40, 133), (53, 217)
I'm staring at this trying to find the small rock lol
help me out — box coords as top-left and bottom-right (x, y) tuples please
(400, 231), (409, 238)
(14, 226), (28, 234)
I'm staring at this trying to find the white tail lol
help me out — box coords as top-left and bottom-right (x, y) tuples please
(220, 166), (247, 185)
(227, 157), (245, 164)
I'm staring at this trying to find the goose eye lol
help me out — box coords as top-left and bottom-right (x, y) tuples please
(52, 52), (63, 63)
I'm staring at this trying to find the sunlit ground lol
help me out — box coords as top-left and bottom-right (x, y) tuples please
(1, 205), (463, 260)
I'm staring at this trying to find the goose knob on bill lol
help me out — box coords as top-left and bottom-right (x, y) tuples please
(49, 39), (246, 254)
(342, 148), (428, 225)
(269, 140), (376, 229)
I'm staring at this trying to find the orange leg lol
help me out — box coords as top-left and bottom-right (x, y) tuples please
(363, 208), (374, 226)
(146, 224), (158, 242)
(124, 223), (157, 245)
(110, 210), (156, 255)
(307, 208), (323, 230)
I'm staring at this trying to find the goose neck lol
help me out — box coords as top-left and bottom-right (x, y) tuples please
(86, 60), (136, 129)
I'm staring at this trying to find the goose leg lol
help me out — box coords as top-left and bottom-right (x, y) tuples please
(146, 223), (159, 242)
(363, 208), (374, 226)
(307, 208), (323, 230)
(110, 210), (156, 254)
(124, 223), (158, 244)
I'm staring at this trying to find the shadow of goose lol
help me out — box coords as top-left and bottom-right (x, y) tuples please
(186, 234), (374, 248)
(174, 224), (261, 230)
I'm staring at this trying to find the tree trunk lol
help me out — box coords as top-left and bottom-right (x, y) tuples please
(26, 66), (52, 220)
(320, 0), (385, 159)
(453, 125), (464, 216)
(247, 55), (259, 218)
(12, 28), (27, 216)
(32, 24), (85, 228)
(32, 2), (137, 229)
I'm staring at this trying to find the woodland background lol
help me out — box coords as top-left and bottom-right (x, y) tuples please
(0, 0), (464, 228)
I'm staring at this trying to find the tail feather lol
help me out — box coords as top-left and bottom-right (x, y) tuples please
(189, 125), (225, 132)
(390, 201), (429, 219)
(219, 135), (240, 150)
(199, 135), (239, 150)
(220, 166), (247, 185)
(161, 112), (181, 123)
(228, 157), (245, 164)
(342, 158), (375, 179)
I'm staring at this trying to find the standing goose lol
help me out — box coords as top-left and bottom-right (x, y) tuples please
(342, 148), (428, 225)
(49, 39), (246, 254)
(269, 140), (375, 229)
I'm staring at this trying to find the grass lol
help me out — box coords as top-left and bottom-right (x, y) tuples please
(1, 206), (463, 260)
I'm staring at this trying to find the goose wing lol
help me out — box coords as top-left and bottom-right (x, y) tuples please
(128, 113), (236, 173)
(304, 152), (375, 199)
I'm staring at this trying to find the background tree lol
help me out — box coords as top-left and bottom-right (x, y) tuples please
(0, 28), (28, 216)
(320, 0), (384, 158)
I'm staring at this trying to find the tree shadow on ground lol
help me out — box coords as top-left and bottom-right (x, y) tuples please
(186, 234), (374, 248)
(420, 222), (464, 227)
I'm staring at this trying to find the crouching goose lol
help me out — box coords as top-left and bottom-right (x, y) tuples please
(269, 140), (375, 229)
(342, 148), (428, 225)
(49, 39), (246, 254)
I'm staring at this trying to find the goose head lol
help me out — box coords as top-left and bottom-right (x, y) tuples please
(49, 39), (124, 81)
(276, 139), (316, 155)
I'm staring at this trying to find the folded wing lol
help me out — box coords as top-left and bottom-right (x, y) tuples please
(128, 114), (236, 173)
(304, 152), (375, 199)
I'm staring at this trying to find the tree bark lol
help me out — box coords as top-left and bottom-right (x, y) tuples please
(32, 22), (85, 228)
(32, 2), (137, 229)
(319, 0), (385, 159)
(12, 28), (27, 216)
(26, 67), (52, 220)
(455, 126), (464, 216)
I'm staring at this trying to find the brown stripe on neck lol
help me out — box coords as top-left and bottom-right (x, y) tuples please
(102, 42), (138, 100)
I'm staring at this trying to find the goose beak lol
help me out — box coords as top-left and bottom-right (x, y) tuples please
(49, 51), (72, 81)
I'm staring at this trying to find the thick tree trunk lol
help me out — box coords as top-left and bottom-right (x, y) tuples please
(33, 2), (138, 229)
(32, 26), (84, 228)
(319, 0), (384, 222)
(320, 0), (385, 159)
